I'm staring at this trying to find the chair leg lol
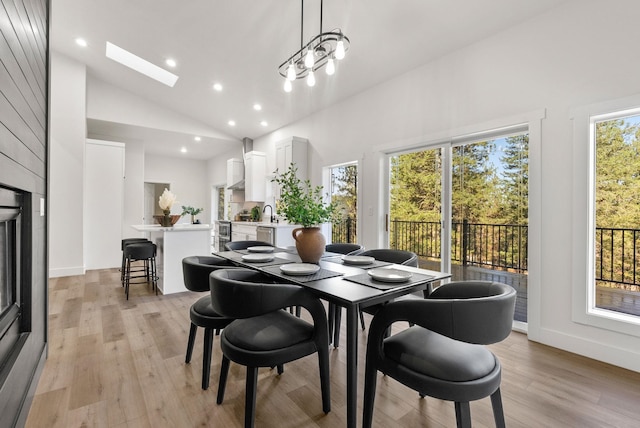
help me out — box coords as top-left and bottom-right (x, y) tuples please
(121, 253), (126, 285)
(359, 309), (366, 330)
(245, 366), (259, 428)
(217, 356), (230, 404)
(317, 344), (331, 414)
(454, 402), (472, 428)
(362, 362), (378, 428)
(333, 307), (341, 348)
(490, 388), (506, 428)
(276, 364), (284, 375)
(185, 323), (197, 363)
(151, 256), (158, 294)
(125, 258), (131, 300)
(202, 327), (214, 390)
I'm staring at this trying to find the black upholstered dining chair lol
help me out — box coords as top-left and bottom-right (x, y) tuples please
(362, 281), (516, 428)
(224, 240), (272, 251)
(325, 242), (364, 255)
(210, 268), (331, 428)
(182, 255), (238, 390)
(332, 248), (418, 347)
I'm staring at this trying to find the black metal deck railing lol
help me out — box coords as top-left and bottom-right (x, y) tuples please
(333, 218), (640, 290)
(595, 227), (640, 289)
(389, 219), (529, 273)
(332, 216), (357, 244)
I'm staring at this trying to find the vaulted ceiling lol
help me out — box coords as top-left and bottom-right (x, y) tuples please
(51, 0), (568, 159)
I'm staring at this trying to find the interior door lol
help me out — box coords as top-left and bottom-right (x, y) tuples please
(85, 140), (125, 269)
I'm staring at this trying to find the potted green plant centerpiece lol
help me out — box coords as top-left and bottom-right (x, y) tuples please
(272, 163), (338, 263)
(181, 205), (204, 224)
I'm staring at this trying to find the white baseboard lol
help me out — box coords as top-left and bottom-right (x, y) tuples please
(49, 266), (85, 278)
(534, 327), (640, 373)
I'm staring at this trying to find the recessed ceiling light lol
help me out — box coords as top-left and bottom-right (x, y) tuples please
(228, 120), (236, 126)
(75, 38), (87, 47)
(260, 121), (268, 127)
(213, 83), (223, 91)
(105, 42), (179, 87)
(194, 136), (201, 142)
(165, 58), (177, 68)
(181, 147), (187, 153)
(253, 103), (262, 111)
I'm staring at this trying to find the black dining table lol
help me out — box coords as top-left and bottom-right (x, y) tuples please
(215, 248), (451, 428)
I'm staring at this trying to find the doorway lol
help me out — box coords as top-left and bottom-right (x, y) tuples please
(387, 128), (529, 323)
(144, 182), (171, 225)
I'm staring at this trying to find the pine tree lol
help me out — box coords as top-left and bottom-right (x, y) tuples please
(499, 134), (529, 225)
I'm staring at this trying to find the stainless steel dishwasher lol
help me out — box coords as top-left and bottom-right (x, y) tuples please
(256, 226), (275, 246)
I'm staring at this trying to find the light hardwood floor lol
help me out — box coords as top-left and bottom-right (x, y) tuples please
(25, 268), (640, 427)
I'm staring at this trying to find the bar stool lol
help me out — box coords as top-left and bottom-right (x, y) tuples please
(123, 242), (157, 300)
(121, 238), (150, 285)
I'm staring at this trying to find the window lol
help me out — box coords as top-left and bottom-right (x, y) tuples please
(572, 98), (640, 336)
(329, 163), (358, 243)
(592, 110), (640, 319)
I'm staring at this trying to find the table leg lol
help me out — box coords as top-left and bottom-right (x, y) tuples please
(346, 304), (358, 428)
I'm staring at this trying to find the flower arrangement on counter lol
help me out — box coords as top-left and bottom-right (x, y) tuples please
(157, 189), (180, 226)
(158, 188), (177, 214)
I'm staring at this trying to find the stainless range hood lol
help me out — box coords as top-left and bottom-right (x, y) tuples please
(227, 138), (253, 190)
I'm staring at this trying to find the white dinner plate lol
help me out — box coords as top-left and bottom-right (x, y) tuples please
(367, 268), (413, 283)
(242, 253), (274, 263)
(342, 255), (375, 265)
(247, 246), (275, 253)
(280, 263), (320, 276)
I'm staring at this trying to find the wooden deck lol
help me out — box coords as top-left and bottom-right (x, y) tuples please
(418, 260), (529, 322)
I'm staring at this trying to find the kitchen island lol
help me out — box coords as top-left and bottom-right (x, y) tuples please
(131, 224), (212, 294)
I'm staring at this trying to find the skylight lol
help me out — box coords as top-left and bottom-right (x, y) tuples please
(105, 42), (179, 87)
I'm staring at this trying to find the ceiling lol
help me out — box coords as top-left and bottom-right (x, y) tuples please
(51, 0), (568, 160)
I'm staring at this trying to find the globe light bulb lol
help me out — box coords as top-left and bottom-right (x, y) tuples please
(326, 57), (335, 75)
(284, 79), (292, 92)
(307, 70), (316, 87)
(286, 62), (296, 81)
(335, 39), (345, 60)
(304, 47), (315, 68)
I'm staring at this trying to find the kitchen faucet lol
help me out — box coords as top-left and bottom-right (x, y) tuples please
(263, 204), (275, 223)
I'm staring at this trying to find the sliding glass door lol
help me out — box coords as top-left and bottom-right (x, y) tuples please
(388, 129), (529, 322)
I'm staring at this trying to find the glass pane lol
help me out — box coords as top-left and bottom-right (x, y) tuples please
(594, 114), (640, 317)
(389, 148), (443, 268)
(451, 136), (528, 322)
(330, 164), (358, 243)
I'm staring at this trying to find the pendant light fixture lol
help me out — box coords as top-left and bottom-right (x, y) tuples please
(278, 0), (350, 92)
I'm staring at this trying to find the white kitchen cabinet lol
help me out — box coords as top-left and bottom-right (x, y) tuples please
(275, 137), (308, 179)
(245, 151), (266, 202)
(227, 158), (243, 187)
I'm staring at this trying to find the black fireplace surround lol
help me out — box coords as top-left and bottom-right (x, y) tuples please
(0, 186), (30, 371)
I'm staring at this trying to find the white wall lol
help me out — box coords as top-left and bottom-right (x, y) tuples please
(145, 154), (209, 224)
(252, 0), (640, 372)
(49, 52), (86, 277)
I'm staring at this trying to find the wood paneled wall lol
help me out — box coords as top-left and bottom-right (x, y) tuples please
(0, 0), (49, 427)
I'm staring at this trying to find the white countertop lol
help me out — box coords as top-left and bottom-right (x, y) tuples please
(131, 224), (212, 232)
(229, 221), (300, 228)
